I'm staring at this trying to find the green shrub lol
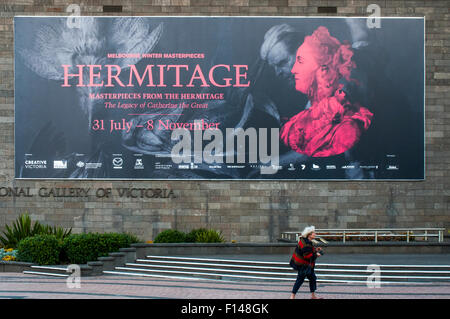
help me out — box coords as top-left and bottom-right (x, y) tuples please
(185, 228), (209, 243)
(195, 229), (225, 243)
(154, 230), (186, 243)
(154, 229), (225, 243)
(41, 224), (72, 242)
(0, 213), (72, 248)
(0, 214), (43, 248)
(17, 235), (61, 265)
(62, 233), (139, 264)
(122, 232), (141, 245)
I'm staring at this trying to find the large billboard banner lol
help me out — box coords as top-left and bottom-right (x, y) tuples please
(14, 16), (424, 180)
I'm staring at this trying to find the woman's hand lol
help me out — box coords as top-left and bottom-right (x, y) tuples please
(316, 247), (322, 257)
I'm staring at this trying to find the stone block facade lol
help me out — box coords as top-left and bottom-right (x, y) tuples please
(0, 0), (448, 242)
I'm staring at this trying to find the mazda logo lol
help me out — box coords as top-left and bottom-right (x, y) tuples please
(113, 157), (123, 166)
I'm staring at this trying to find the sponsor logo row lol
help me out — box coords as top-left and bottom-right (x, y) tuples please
(24, 158), (145, 170)
(178, 163), (399, 171)
(24, 160), (400, 171)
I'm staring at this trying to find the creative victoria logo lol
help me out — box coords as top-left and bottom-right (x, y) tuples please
(24, 159), (47, 169)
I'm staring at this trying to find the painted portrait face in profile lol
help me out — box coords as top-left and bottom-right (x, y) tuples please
(291, 42), (320, 94)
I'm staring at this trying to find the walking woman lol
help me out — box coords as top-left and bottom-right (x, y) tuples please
(289, 226), (323, 299)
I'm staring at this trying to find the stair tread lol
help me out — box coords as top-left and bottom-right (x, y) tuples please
(145, 256), (450, 268)
(133, 261), (450, 274)
(115, 266), (450, 280)
(22, 255), (450, 282)
(23, 271), (69, 277)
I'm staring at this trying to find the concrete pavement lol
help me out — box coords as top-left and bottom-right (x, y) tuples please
(0, 273), (449, 299)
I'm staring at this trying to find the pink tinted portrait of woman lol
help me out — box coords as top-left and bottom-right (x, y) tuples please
(280, 26), (373, 157)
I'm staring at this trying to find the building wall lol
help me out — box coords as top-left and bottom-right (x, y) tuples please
(0, 0), (448, 242)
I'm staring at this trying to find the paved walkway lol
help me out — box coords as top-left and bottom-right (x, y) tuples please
(0, 273), (449, 299)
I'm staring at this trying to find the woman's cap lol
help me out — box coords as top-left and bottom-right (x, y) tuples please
(301, 225), (316, 237)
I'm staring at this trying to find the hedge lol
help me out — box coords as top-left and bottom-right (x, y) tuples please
(154, 228), (225, 243)
(17, 234), (61, 265)
(62, 233), (140, 264)
(154, 229), (187, 243)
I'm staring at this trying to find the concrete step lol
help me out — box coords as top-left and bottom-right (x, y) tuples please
(103, 256), (450, 283)
(124, 262), (450, 278)
(144, 255), (450, 270)
(23, 255), (450, 283)
(145, 255), (289, 267)
(23, 271), (69, 278)
(134, 259), (450, 275)
(105, 267), (448, 284)
(104, 269), (417, 285)
(110, 265), (450, 283)
(23, 264), (92, 277)
(103, 270), (241, 282)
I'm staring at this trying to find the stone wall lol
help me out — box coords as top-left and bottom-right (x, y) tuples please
(0, 0), (448, 242)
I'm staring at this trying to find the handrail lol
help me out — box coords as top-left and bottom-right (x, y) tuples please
(282, 228), (445, 232)
(281, 228), (446, 243)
